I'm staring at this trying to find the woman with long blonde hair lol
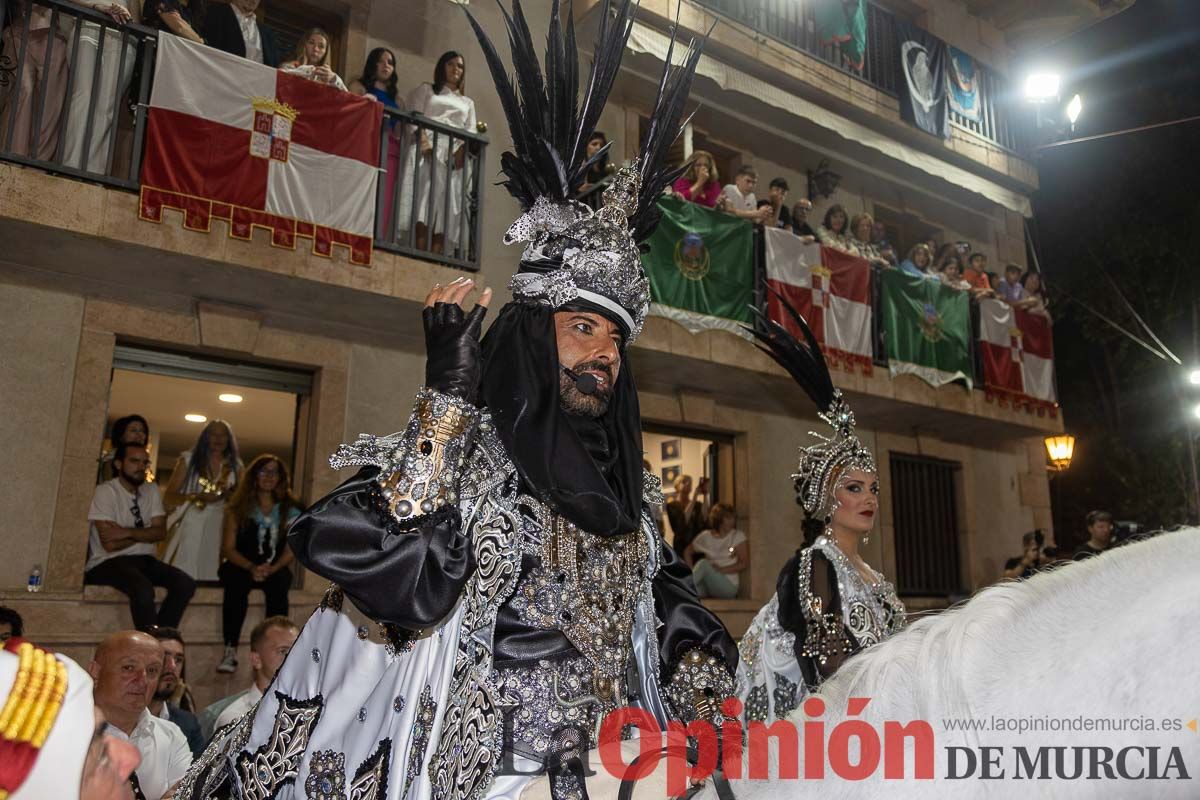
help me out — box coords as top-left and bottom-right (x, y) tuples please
(215, 453), (299, 673)
(280, 27), (346, 89)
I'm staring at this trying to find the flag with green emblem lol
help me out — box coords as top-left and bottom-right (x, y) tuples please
(881, 269), (973, 388)
(641, 195), (755, 336)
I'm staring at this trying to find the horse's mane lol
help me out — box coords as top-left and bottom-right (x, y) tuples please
(810, 528), (1199, 725)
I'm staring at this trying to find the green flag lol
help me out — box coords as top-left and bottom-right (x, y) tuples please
(642, 196), (755, 336)
(881, 269), (973, 388)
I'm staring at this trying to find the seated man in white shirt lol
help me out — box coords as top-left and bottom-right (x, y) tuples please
(89, 630), (192, 800)
(210, 615), (298, 731)
(84, 444), (196, 631)
(717, 164), (771, 224)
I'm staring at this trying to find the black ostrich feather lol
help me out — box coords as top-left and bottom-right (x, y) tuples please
(463, 0), (636, 209)
(630, 8), (715, 243)
(743, 288), (837, 415)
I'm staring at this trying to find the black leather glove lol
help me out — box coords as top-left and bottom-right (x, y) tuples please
(423, 301), (488, 401)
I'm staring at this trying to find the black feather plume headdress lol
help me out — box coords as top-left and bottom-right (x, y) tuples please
(464, 0), (710, 343)
(744, 290), (876, 518)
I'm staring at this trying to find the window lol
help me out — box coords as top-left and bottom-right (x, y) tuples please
(642, 425), (735, 548)
(104, 345), (312, 495)
(889, 453), (963, 596)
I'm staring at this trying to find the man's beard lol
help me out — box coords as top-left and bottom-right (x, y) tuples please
(154, 679), (176, 701)
(124, 471), (146, 486)
(559, 361), (614, 417)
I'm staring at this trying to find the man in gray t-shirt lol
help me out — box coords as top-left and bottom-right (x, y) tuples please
(84, 444), (195, 629)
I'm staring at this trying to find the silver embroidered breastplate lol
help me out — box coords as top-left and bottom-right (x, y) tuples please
(504, 497), (650, 704)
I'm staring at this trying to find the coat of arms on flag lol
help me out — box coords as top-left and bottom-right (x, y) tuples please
(978, 297), (1059, 415)
(763, 227), (874, 374)
(139, 36), (383, 265)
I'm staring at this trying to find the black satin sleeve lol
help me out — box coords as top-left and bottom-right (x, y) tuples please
(288, 466), (476, 630)
(776, 548), (857, 688)
(652, 537), (739, 682)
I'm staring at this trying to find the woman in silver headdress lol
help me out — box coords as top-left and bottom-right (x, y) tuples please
(736, 297), (905, 725)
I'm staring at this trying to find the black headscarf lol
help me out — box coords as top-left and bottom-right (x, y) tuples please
(479, 301), (644, 537)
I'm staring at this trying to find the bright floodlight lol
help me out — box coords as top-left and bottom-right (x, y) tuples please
(1194, 403), (1200, 420)
(219, 393), (243, 403)
(1190, 369), (1200, 385)
(185, 413), (207, 423)
(1024, 72), (1061, 100)
(1066, 94), (1082, 124)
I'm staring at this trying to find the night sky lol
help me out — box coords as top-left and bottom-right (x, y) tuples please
(1031, 0), (1200, 540)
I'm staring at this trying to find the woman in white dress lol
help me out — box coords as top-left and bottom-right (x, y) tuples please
(61, 0), (138, 174)
(163, 419), (243, 581)
(397, 50), (477, 256)
(736, 298), (905, 725)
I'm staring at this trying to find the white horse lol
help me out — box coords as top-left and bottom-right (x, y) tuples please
(524, 528), (1200, 799)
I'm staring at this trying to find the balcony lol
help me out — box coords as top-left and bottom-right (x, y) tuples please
(692, 0), (1031, 154)
(0, 0), (488, 273)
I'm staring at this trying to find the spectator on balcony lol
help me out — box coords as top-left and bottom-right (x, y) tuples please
(577, 130), (610, 200)
(202, 0), (277, 66)
(0, 0), (70, 160)
(59, 0), (137, 175)
(964, 251), (992, 292)
(98, 413), (151, 483)
(279, 26), (345, 90)
(872, 220), (898, 266)
(398, 51), (477, 256)
(684, 503), (748, 599)
(1018, 269), (1051, 320)
(899, 242), (933, 280)
(849, 212), (888, 267)
(216, 454), (298, 675)
(937, 251), (972, 291)
(350, 48), (402, 240)
(997, 262), (1026, 304)
(142, 0), (205, 44)
(756, 177), (792, 229)
(163, 420), (242, 582)
(718, 165), (771, 223)
(817, 203), (852, 252)
(669, 149), (721, 208)
(85, 443), (196, 631)
(791, 198), (816, 240)
(986, 271), (1001, 292)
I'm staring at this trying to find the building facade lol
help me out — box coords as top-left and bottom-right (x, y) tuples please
(0, 0), (1125, 705)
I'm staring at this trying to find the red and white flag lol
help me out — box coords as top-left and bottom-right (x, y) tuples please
(763, 227), (874, 374)
(139, 36), (382, 264)
(978, 297), (1058, 414)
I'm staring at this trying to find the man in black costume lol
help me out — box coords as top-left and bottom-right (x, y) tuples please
(172, 3), (736, 799)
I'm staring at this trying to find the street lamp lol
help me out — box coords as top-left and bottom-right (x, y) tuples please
(1044, 434), (1076, 472)
(1066, 94), (1082, 129)
(1024, 72), (1061, 102)
(1189, 369), (1200, 386)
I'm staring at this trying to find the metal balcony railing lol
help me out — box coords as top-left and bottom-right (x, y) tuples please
(0, 0), (489, 271)
(693, 0), (1029, 154)
(0, 0), (156, 188)
(374, 107), (488, 271)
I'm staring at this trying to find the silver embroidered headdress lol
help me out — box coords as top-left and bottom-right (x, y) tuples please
(464, 0), (709, 343)
(746, 294), (877, 520)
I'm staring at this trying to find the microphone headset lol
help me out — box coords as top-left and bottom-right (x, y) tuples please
(561, 365), (599, 396)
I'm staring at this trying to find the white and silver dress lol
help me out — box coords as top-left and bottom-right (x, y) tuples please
(736, 534), (905, 724)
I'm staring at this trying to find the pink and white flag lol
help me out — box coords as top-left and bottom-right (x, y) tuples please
(764, 227), (874, 374)
(139, 36), (382, 264)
